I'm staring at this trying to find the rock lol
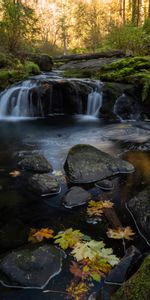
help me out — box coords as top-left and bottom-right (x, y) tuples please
(113, 94), (140, 121)
(35, 54), (53, 72)
(96, 246), (141, 300)
(95, 179), (114, 190)
(127, 187), (150, 243)
(18, 154), (53, 173)
(112, 255), (150, 300)
(63, 186), (91, 208)
(27, 174), (60, 196)
(64, 144), (134, 184)
(105, 246), (141, 285)
(24, 53), (53, 72)
(0, 220), (27, 250)
(0, 245), (62, 289)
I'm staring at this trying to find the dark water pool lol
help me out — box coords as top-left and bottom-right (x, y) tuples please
(0, 116), (150, 299)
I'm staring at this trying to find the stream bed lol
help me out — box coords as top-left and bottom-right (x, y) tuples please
(0, 116), (150, 299)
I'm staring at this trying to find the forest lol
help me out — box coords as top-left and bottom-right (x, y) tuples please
(1, 0), (150, 55)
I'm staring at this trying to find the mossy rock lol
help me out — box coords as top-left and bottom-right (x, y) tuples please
(24, 61), (40, 75)
(112, 255), (150, 300)
(96, 56), (150, 83)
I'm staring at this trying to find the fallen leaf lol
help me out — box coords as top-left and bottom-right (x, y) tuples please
(9, 170), (21, 177)
(28, 228), (54, 243)
(33, 228), (54, 242)
(107, 226), (135, 240)
(87, 200), (113, 217)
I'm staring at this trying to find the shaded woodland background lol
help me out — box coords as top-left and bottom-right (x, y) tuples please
(1, 0), (150, 56)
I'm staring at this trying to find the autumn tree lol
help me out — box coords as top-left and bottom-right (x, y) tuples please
(0, 0), (37, 53)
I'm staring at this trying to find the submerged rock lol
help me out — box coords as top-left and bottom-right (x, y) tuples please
(0, 245), (62, 289)
(64, 144), (134, 184)
(18, 154), (53, 173)
(27, 174), (60, 196)
(63, 186), (91, 208)
(127, 187), (150, 244)
(95, 179), (114, 191)
(112, 255), (150, 300)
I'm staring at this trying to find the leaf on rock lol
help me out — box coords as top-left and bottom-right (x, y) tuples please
(9, 170), (21, 177)
(54, 228), (84, 250)
(107, 226), (135, 240)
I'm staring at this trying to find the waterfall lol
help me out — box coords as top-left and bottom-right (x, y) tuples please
(87, 82), (103, 116)
(0, 80), (43, 118)
(0, 75), (103, 119)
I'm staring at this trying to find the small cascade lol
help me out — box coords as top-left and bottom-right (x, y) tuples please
(0, 75), (103, 119)
(0, 80), (43, 118)
(87, 81), (103, 116)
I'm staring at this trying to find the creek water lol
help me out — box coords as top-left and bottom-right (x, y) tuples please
(0, 115), (150, 299)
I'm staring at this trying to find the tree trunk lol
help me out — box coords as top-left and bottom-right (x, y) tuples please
(148, 0), (150, 18)
(123, 0), (126, 24)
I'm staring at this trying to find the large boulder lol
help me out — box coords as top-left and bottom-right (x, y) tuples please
(112, 255), (150, 300)
(18, 154), (53, 173)
(63, 186), (91, 208)
(27, 174), (60, 196)
(64, 144), (134, 184)
(127, 187), (150, 243)
(0, 245), (62, 289)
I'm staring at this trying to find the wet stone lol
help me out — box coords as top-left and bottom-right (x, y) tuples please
(27, 174), (60, 196)
(0, 245), (62, 289)
(95, 179), (114, 190)
(64, 144), (134, 184)
(127, 187), (150, 243)
(63, 186), (91, 208)
(18, 154), (53, 173)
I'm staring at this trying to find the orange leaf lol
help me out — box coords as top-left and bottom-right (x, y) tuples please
(107, 226), (135, 240)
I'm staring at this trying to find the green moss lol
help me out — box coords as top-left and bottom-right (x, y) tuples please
(112, 255), (150, 300)
(63, 69), (92, 78)
(24, 61), (40, 75)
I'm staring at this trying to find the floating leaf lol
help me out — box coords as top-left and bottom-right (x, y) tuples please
(87, 200), (113, 217)
(54, 228), (84, 250)
(28, 228), (54, 243)
(71, 240), (119, 266)
(67, 280), (89, 300)
(9, 170), (21, 177)
(107, 226), (135, 240)
(70, 261), (85, 279)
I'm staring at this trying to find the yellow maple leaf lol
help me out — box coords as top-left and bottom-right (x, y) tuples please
(9, 170), (21, 177)
(101, 200), (114, 209)
(107, 226), (135, 240)
(87, 200), (114, 217)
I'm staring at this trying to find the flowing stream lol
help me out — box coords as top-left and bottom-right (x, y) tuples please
(0, 74), (150, 300)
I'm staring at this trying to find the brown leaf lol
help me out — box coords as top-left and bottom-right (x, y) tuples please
(9, 170), (21, 177)
(107, 226), (135, 240)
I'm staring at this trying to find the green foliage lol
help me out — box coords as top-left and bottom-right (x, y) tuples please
(54, 228), (84, 250)
(24, 61), (40, 75)
(106, 25), (146, 55)
(0, 0), (38, 53)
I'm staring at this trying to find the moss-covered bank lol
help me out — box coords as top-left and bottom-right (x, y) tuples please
(112, 255), (150, 300)
(95, 56), (150, 102)
(0, 52), (41, 91)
